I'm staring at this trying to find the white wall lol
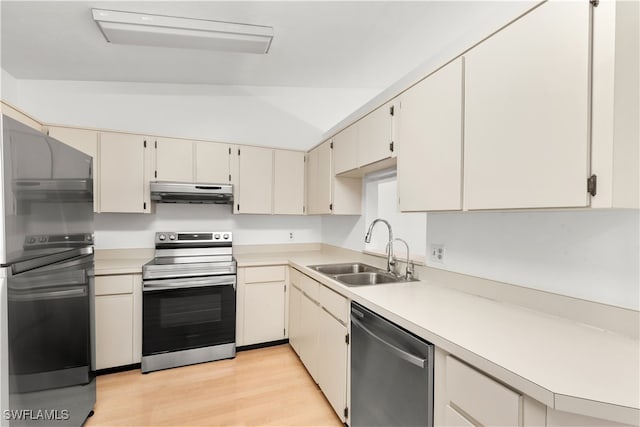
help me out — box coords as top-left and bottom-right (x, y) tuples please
(322, 209), (640, 310)
(14, 80), (379, 151)
(95, 203), (321, 249)
(0, 68), (19, 105)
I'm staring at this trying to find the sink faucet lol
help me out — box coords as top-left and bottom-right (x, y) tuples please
(365, 218), (394, 273)
(390, 238), (414, 280)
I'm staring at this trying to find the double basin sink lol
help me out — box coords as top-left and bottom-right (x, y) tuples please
(308, 262), (418, 287)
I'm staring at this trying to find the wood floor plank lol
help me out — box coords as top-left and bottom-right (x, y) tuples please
(86, 345), (342, 426)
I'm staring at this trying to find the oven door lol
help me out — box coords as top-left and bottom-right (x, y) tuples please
(142, 275), (236, 356)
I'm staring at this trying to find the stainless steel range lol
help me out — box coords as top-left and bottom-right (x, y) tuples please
(141, 232), (236, 373)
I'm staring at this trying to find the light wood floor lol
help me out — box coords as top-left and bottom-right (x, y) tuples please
(86, 345), (342, 426)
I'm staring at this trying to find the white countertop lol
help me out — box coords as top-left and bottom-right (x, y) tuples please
(95, 249), (639, 424)
(237, 250), (640, 426)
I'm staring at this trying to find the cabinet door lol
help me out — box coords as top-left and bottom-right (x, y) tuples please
(358, 100), (395, 167)
(195, 141), (230, 183)
(95, 294), (133, 370)
(236, 146), (273, 214)
(307, 141), (332, 215)
(299, 293), (319, 383)
(47, 126), (101, 212)
(333, 126), (358, 174)
(398, 58), (463, 212)
(444, 405), (475, 427)
(288, 285), (302, 355)
(243, 282), (286, 346)
(273, 150), (305, 215)
(463, 1), (591, 210)
(317, 308), (348, 422)
(155, 137), (194, 182)
(99, 132), (148, 213)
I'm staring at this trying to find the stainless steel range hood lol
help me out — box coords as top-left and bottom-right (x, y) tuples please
(150, 182), (233, 204)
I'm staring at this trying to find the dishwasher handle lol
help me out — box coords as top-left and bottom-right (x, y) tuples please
(351, 316), (427, 369)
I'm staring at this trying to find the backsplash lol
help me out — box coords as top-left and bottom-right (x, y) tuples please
(94, 203), (321, 249)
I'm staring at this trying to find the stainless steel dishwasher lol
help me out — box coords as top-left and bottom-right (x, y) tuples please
(350, 302), (434, 427)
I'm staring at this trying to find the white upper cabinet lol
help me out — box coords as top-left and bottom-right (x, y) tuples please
(99, 132), (152, 213)
(235, 145), (273, 214)
(591, 0), (639, 209)
(155, 137), (194, 182)
(273, 150), (305, 215)
(47, 126), (101, 213)
(398, 57), (463, 212)
(463, 1), (591, 210)
(307, 141), (332, 215)
(357, 100), (396, 168)
(333, 126), (358, 175)
(195, 141), (231, 184)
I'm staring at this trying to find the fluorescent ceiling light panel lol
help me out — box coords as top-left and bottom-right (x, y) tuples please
(92, 9), (273, 54)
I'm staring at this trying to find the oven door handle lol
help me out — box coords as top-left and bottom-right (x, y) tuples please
(143, 276), (236, 292)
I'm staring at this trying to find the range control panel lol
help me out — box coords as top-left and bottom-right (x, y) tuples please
(154, 232), (233, 245)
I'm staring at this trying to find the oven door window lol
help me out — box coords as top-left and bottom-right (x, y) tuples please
(143, 284), (235, 355)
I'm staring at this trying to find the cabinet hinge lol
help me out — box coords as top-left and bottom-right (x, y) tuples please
(590, 0), (599, 6)
(389, 105), (395, 116)
(329, 203), (333, 211)
(143, 202), (147, 210)
(344, 407), (349, 419)
(389, 141), (394, 152)
(345, 333), (349, 345)
(587, 174), (597, 197)
(143, 140), (147, 148)
(330, 141), (333, 149)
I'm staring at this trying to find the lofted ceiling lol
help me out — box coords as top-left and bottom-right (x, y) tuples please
(1, 1), (533, 89)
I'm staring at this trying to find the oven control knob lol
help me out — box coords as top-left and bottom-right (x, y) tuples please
(214, 234), (221, 240)
(158, 234), (166, 241)
(223, 234), (229, 240)
(39, 236), (48, 243)
(169, 234), (176, 241)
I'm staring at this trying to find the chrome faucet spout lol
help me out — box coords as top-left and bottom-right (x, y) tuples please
(364, 218), (394, 272)
(391, 238), (413, 280)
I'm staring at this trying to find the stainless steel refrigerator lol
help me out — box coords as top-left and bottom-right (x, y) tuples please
(0, 116), (96, 426)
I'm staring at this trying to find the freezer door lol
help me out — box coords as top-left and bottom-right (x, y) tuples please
(5, 254), (96, 426)
(1, 115), (93, 265)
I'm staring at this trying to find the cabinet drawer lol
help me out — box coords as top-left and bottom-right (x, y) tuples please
(244, 265), (285, 283)
(446, 356), (522, 427)
(297, 272), (320, 301)
(318, 285), (348, 324)
(96, 275), (134, 296)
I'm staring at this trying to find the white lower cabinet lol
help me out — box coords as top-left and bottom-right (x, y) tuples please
(298, 291), (320, 383)
(288, 268), (349, 422)
(94, 274), (142, 370)
(236, 266), (287, 347)
(444, 405), (475, 427)
(317, 306), (348, 423)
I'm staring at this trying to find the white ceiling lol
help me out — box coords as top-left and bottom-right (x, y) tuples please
(1, 1), (532, 89)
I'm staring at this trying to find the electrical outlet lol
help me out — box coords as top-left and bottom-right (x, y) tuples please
(289, 232), (294, 241)
(430, 244), (445, 263)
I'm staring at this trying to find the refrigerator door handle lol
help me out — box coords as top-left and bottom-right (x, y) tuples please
(9, 287), (87, 301)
